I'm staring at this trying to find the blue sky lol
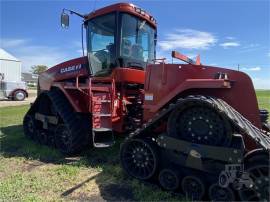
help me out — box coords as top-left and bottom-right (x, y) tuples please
(1, 0), (269, 88)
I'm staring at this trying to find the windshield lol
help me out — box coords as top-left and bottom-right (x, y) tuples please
(121, 13), (155, 64)
(87, 12), (156, 76)
(87, 13), (116, 76)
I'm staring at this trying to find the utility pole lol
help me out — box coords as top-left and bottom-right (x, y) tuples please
(237, 64), (240, 71)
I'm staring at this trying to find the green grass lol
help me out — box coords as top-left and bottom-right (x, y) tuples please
(0, 91), (269, 201)
(0, 106), (178, 201)
(256, 90), (270, 113)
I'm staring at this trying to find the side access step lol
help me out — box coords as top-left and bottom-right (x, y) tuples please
(92, 128), (115, 148)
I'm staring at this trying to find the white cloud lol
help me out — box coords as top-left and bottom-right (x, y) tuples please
(1, 38), (78, 72)
(252, 77), (270, 89)
(241, 66), (261, 71)
(220, 42), (240, 48)
(225, 36), (235, 40)
(159, 29), (217, 51)
(1, 38), (28, 48)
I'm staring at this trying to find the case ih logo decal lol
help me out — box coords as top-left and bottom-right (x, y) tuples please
(60, 64), (82, 74)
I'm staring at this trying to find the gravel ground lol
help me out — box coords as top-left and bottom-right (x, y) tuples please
(0, 89), (37, 108)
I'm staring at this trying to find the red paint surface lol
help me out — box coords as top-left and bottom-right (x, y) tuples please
(143, 63), (261, 151)
(144, 64), (260, 128)
(84, 3), (157, 28)
(39, 55), (262, 151)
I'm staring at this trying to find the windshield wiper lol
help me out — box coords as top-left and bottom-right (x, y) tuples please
(139, 20), (146, 30)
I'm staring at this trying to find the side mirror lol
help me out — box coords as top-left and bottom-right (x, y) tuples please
(61, 12), (69, 28)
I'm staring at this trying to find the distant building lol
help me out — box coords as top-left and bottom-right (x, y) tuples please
(0, 48), (22, 82)
(0, 49), (28, 100)
(21, 72), (38, 86)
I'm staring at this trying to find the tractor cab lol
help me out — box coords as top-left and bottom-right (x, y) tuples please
(84, 3), (157, 76)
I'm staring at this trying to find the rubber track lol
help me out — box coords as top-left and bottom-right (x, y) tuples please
(24, 89), (88, 154)
(127, 95), (270, 151)
(46, 89), (88, 154)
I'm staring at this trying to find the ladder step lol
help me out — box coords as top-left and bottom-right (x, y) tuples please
(93, 142), (115, 148)
(100, 100), (111, 103)
(91, 82), (114, 148)
(93, 100), (111, 104)
(91, 86), (110, 92)
(92, 129), (115, 148)
(93, 113), (112, 117)
(93, 128), (112, 132)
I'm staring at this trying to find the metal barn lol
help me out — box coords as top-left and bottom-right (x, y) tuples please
(0, 48), (22, 82)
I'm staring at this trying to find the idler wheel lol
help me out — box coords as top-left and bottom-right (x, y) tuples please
(159, 168), (179, 191)
(209, 183), (235, 201)
(120, 139), (158, 180)
(181, 175), (205, 200)
(219, 171), (230, 188)
(239, 162), (269, 201)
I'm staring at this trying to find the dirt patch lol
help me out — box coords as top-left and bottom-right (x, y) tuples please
(68, 183), (135, 202)
(70, 193), (105, 202)
(24, 160), (46, 172)
(0, 89), (36, 108)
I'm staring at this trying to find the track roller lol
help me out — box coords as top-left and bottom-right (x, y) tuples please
(158, 168), (180, 191)
(209, 183), (235, 201)
(120, 138), (158, 180)
(238, 162), (269, 201)
(55, 124), (74, 154)
(23, 114), (37, 140)
(181, 175), (205, 200)
(46, 131), (56, 148)
(37, 129), (48, 145)
(121, 95), (270, 201)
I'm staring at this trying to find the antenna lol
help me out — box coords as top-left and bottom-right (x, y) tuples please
(81, 24), (85, 56)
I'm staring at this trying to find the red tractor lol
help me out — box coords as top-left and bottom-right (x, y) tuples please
(23, 3), (270, 201)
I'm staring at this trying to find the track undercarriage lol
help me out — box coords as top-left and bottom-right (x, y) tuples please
(24, 89), (270, 201)
(120, 95), (270, 201)
(23, 88), (91, 154)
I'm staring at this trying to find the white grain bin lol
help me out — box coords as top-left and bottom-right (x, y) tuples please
(0, 48), (22, 82)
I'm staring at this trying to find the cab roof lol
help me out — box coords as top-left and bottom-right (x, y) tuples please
(84, 2), (157, 28)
